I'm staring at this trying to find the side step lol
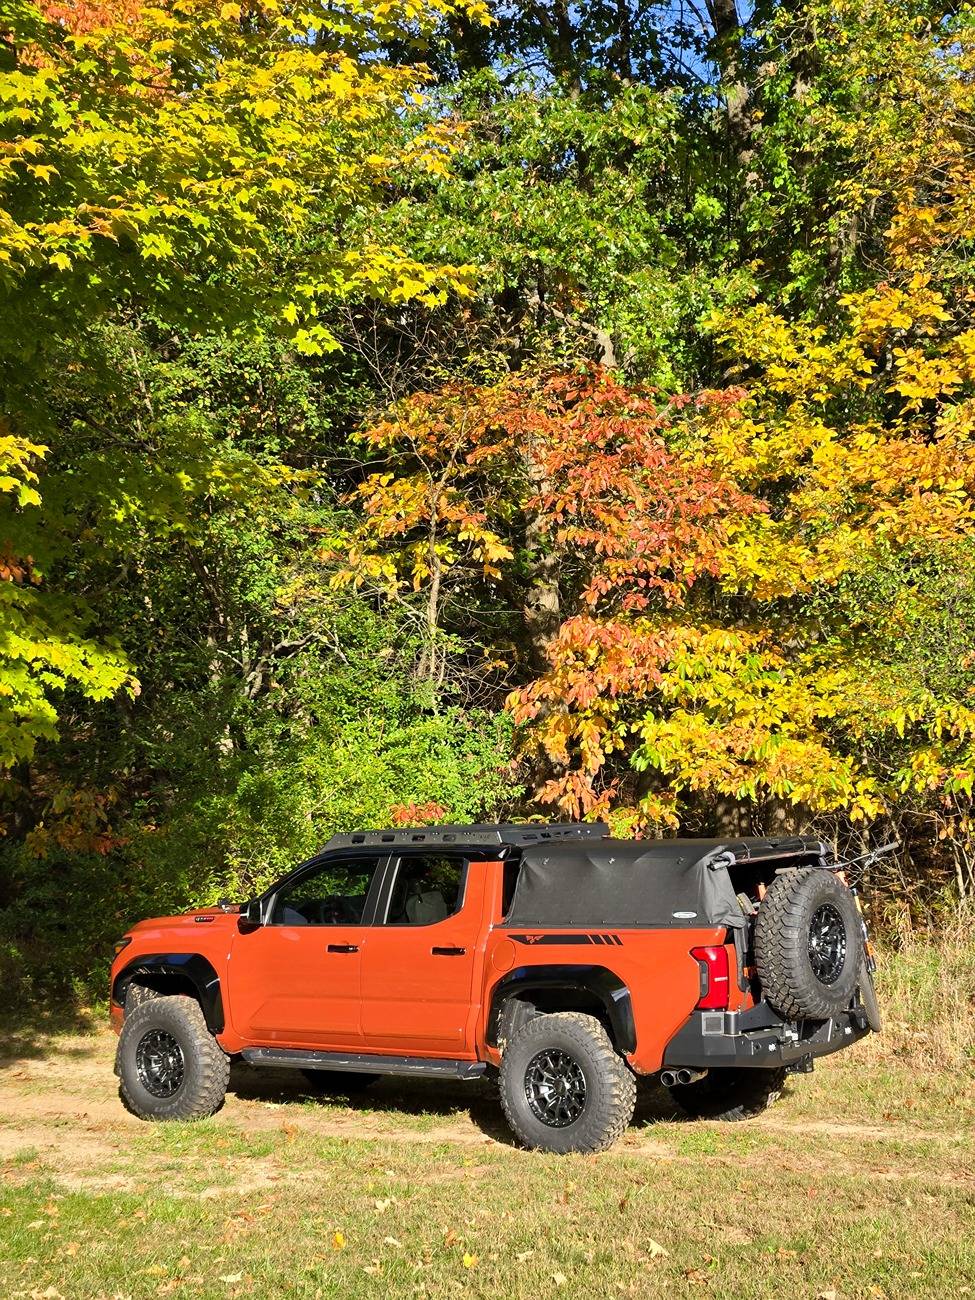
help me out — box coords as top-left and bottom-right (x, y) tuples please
(241, 1047), (487, 1081)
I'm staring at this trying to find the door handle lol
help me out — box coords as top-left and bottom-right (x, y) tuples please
(327, 943), (359, 953)
(431, 946), (466, 956)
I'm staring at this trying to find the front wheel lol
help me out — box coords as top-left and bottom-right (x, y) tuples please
(117, 995), (230, 1121)
(667, 1067), (786, 1121)
(499, 1011), (636, 1154)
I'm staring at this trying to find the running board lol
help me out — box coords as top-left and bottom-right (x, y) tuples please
(241, 1047), (487, 1081)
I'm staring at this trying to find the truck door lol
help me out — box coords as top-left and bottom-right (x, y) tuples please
(359, 853), (484, 1056)
(228, 854), (386, 1049)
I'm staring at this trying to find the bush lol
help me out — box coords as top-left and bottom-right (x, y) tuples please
(0, 707), (519, 1002)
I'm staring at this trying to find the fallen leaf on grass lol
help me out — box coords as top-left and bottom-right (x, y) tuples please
(462, 1254), (478, 1269)
(647, 1240), (668, 1260)
(515, 1250), (533, 1262)
(553, 1272), (567, 1287)
(332, 1231), (346, 1250)
(683, 1267), (710, 1285)
(218, 1274), (243, 1285)
(383, 1237), (402, 1249)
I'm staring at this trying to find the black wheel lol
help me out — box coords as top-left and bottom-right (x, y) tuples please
(300, 1069), (381, 1096)
(499, 1012), (636, 1154)
(667, 1067), (786, 1121)
(754, 868), (862, 1020)
(117, 995), (230, 1121)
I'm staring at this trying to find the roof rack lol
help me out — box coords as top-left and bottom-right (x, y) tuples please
(322, 823), (610, 852)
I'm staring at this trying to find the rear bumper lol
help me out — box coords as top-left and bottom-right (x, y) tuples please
(662, 1001), (873, 1071)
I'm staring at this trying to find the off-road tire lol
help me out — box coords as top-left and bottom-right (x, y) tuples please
(754, 868), (862, 1020)
(124, 981), (160, 1014)
(117, 995), (230, 1121)
(499, 1011), (636, 1154)
(667, 1067), (786, 1121)
(300, 1069), (381, 1096)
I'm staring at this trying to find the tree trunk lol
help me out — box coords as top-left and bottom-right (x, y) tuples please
(705, 0), (752, 166)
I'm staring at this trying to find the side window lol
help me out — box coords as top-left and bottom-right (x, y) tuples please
(271, 857), (383, 926)
(382, 855), (466, 926)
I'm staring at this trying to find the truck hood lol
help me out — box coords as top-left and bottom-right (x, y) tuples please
(126, 907), (242, 937)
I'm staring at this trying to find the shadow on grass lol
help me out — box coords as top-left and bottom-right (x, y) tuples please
(0, 1001), (100, 1068)
(226, 1060), (683, 1146)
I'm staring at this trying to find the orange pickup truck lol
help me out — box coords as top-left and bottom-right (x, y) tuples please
(109, 823), (879, 1153)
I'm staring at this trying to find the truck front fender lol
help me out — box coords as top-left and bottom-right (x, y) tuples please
(486, 965), (636, 1055)
(112, 953), (224, 1034)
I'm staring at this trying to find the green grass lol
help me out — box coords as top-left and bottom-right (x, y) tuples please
(2, 1129), (974, 1300)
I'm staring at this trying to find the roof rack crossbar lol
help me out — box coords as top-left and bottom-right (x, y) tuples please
(322, 823), (610, 852)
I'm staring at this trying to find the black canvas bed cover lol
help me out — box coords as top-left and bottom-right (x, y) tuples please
(504, 836), (828, 931)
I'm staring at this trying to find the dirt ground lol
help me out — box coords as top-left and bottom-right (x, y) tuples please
(0, 1022), (971, 1186)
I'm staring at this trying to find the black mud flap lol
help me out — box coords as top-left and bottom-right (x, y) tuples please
(858, 966), (882, 1033)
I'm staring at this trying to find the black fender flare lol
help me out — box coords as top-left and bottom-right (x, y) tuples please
(486, 964), (636, 1054)
(112, 953), (224, 1034)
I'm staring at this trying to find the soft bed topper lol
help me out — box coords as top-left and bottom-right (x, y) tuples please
(504, 836), (827, 931)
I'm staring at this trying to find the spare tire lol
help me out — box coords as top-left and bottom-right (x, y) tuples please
(754, 868), (862, 1020)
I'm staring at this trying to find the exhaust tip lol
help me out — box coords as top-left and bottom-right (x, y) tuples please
(660, 1067), (709, 1088)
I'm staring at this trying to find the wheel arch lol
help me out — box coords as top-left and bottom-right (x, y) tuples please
(113, 953), (224, 1034)
(486, 965), (636, 1055)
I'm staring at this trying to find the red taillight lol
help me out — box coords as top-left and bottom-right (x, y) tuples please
(690, 945), (730, 1010)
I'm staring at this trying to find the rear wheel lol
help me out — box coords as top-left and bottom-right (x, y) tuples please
(300, 1069), (381, 1096)
(668, 1067), (786, 1121)
(117, 995), (229, 1121)
(499, 1011), (636, 1154)
(754, 868), (862, 1020)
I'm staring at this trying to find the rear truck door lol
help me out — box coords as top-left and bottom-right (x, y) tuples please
(227, 854), (387, 1050)
(359, 851), (488, 1055)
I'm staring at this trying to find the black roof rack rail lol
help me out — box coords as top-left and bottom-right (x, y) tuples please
(321, 823), (610, 852)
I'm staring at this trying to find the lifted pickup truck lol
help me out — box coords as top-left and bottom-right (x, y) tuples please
(110, 823), (880, 1153)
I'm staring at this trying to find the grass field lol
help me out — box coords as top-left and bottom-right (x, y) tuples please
(1, 936), (973, 1299)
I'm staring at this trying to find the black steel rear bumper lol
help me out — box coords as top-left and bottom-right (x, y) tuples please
(662, 1000), (873, 1071)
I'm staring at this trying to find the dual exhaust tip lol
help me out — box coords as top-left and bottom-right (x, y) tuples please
(659, 1067), (708, 1088)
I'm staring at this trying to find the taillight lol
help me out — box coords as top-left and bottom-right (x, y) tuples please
(690, 945), (730, 1010)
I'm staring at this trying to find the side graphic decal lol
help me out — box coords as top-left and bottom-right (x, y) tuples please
(510, 933), (624, 947)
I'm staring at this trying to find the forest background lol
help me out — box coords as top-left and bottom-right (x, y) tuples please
(4, 0), (975, 1001)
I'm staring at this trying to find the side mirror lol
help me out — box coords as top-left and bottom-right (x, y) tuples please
(242, 898), (264, 926)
